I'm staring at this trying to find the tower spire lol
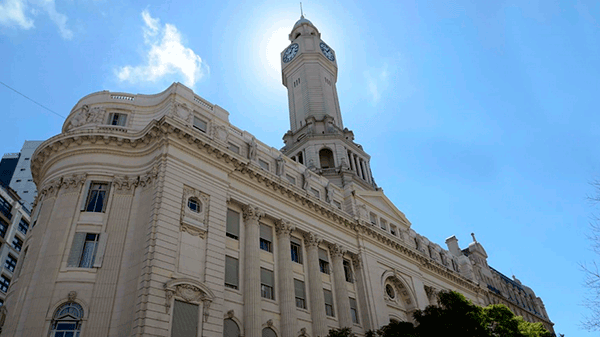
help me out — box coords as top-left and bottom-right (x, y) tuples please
(300, 2), (304, 18)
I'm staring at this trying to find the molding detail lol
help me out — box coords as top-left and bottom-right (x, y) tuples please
(274, 219), (295, 237)
(329, 243), (345, 258)
(40, 178), (62, 197)
(164, 279), (215, 319)
(61, 173), (87, 191)
(113, 175), (138, 192)
(242, 204), (264, 222)
(303, 232), (322, 247)
(139, 165), (160, 187)
(181, 223), (207, 239)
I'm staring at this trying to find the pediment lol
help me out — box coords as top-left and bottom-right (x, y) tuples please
(355, 189), (411, 228)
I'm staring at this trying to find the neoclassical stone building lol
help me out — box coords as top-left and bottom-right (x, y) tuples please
(1, 16), (553, 337)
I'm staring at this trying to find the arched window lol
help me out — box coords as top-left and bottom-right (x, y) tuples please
(49, 302), (83, 337)
(319, 148), (334, 169)
(223, 318), (240, 337)
(262, 327), (277, 337)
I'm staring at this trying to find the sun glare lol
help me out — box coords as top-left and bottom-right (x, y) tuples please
(261, 25), (291, 78)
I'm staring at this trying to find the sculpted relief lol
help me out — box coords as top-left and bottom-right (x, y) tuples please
(66, 105), (106, 131)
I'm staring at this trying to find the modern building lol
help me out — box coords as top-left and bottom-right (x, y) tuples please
(0, 16), (552, 337)
(0, 182), (30, 308)
(0, 141), (44, 211)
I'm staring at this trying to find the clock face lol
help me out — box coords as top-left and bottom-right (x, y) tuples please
(282, 43), (299, 63)
(320, 42), (335, 61)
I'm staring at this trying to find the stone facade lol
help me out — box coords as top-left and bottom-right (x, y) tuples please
(0, 17), (552, 337)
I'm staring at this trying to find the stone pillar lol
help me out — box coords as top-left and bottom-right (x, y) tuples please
(330, 244), (352, 328)
(304, 232), (328, 337)
(352, 254), (372, 330)
(275, 219), (297, 337)
(242, 205), (265, 337)
(348, 151), (356, 172)
(354, 155), (361, 179)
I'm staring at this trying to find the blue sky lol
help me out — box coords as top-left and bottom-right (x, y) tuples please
(1, 0), (598, 335)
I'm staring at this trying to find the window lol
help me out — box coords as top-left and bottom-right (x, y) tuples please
(324, 289), (335, 317)
(369, 213), (377, 226)
(23, 191), (28, 193)
(20, 168), (25, 171)
(0, 219), (8, 238)
(290, 237), (302, 264)
(18, 218), (29, 235)
(193, 116), (207, 133)
(84, 182), (109, 212)
(49, 302), (83, 337)
(333, 200), (342, 209)
(318, 248), (330, 274)
(311, 188), (320, 199)
(452, 259), (459, 271)
(15, 179), (21, 182)
(226, 209), (240, 240)
(0, 196), (12, 220)
(380, 219), (387, 230)
(385, 284), (395, 299)
(343, 259), (354, 283)
(294, 279), (306, 309)
(67, 233), (107, 268)
(12, 236), (23, 252)
(224, 318), (240, 337)
(0, 275), (10, 293)
(171, 300), (199, 337)
(349, 297), (359, 324)
(228, 143), (240, 154)
(390, 225), (397, 236)
(109, 112), (127, 126)
(187, 197), (201, 213)
(225, 256), (239, 290)
(261, 268), (274, 300)
(319, 148), (334, 169)
(262, 328), (277, 337)
(258, 159), (270, 171)
(24, 158), (29, 160)
(259, 224), (273, 252)
(4, 255), (17, 272)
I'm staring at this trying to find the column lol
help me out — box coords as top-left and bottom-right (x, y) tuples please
(354, 155), (361, 179)
(352, 254), (372, 330)
(330, 244), (352, 328)
(275, 220), (297, 337)
(304, 232), (328, 337)
(348, 151), (356, 172)
(364, 162), (372, 184)
(242, 205), (265, 337)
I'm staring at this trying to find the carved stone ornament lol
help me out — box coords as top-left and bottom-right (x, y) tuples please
(173, 102), (192, 123)
(424, 285), (437, 301)
(325, 182), (334, 203)
(67, 105), (107, 131)
(302, 169), (311, 190)
(303, 232), (322, 247)
(61, 173), (87, 191)
(139, 165), (160, 187)
(67, 291), (77, 302)
(242, 204), (264, 223)
(181, 223), (207, 238)
(213, 125), (228, 143)
(113, 175), (138, 192)
(225, 309), (235, 318)
(248, 137), (257, 161)
(275, 219), (295, 237)
(329, 243), (345, 258)
(267, 319), (273, 327)
(299, 327), (308, 337)
(352, 254), (363, 269)
(276, 155), (285, 176)
(165, 283), (207, 313)
(181, 185), (210, 226)
(41, 177), (63, 197)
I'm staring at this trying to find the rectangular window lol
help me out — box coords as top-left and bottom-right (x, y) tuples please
(0, 219), (8, 238)
(0, 275), (10, 293)
(0, 196), (12, 220)
(294, 279), (306, 309)
(318, 248), (330, 274)
(290, 237), (302, 264)
(226, 209), (240, 240)
(286, 174), (296, 185)
(261, 268), (275, 300)
(228, 143), (240, 154)
(349, 297), (359, 324)
(4, 255), (17, 272)
(109, 113), (127, 126)
(390, 225), (397, 236)
(343, 259), (354, 283)
(11, 237), (22, 252)
(84, 182), (109, 212)
(67, 232), (108, 268)
(324, 289), (335, 317)
(369, 213), (377, 226)
(333, 200), (342, 210)
(171, 299), (199, 337)
(15, 179), (21, 183)
(380, 219), (387, 230)
(225, 256), (239, 290)
(258, 159), (270, 171)
(259, 224), (273, 252)
(311, 188), (320, 199)
(18, 218), (29, 235)
(193, 116), (207, 133)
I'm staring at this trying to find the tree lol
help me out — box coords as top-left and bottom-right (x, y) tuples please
(326, 327), (355, 337)
(582, 180), (600, 331)
(372, 291), (553, 337)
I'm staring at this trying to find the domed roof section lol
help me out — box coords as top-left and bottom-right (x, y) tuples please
(289, 15), (320, 41)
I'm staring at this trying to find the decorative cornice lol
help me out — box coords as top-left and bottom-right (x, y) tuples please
(61, 173), (87, 191)
(113, 175), (139, 191)
(40, 177), (62, 197)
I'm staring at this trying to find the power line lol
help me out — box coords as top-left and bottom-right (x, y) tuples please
(0, 81), (66, 119)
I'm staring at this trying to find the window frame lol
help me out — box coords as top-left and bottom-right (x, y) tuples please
(318, 248), (330, 274)
(83, 182), (110, 213)
(259, 224), (273, 253)
(108, 112), (128, 127)
(290, 237), (303, 264)
(226, 209), (240, 240)
(294, 279), (306, 309)
(324, 289), (335, 317)
(193, 116), (208, 133)
(349, 297), (359, 324)
(0, 274), (10, 293)
(260, 268), (275, 300)
(4, 254), (17, 273)
(224, 256), (239, 290)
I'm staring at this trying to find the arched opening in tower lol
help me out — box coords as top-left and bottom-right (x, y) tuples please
(319, 148), (334, 169)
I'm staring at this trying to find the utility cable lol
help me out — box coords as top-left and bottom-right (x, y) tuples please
(0, 81), (66, 119)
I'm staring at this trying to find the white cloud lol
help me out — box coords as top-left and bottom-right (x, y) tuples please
(0, 0), (72, 39)
(0, 0), (34, 30)
(117, 10), (208, 88)
(365, 63), (390, 105)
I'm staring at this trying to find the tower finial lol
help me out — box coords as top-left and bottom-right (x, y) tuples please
(300, 2), (304, 18)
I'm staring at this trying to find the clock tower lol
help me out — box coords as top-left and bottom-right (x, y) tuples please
(280, 16), (376, 190)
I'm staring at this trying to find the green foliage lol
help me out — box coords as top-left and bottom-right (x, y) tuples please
(326, 327), (355, 337)
(373, 291), (553, 337)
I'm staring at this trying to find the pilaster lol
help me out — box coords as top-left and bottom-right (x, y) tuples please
(242, 204), (264, 337)
(275, 219), (297, 337)
(303, 232), (328, 337)
(330, 243), (352, 328)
